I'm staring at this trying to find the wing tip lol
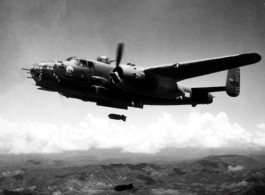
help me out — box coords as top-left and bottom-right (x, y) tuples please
(240, 53), (261, 64)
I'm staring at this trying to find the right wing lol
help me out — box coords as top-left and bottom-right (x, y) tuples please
(144, 53), (261, 81)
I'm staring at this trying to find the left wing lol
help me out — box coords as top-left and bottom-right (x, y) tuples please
(144, 53), (261, 81)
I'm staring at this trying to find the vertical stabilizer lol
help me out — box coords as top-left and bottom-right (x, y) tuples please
(226, 67), (240, 97)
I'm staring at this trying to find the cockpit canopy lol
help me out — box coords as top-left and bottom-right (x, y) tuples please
(65, 57), (94, 68)
(97, 56), (111, 64)
(66, 56), (78, 61)
(65, 56), (81, 66)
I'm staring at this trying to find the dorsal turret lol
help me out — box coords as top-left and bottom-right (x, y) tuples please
(96, 56), (111, 64)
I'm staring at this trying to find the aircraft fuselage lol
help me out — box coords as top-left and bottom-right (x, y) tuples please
(30, 59), (209, 110)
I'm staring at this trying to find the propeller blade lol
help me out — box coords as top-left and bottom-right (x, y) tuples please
(110, 43), (124, 84)
(116, 43), (124, 67)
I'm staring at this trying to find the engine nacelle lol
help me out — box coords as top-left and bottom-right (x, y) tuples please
(112, 94), (144, 109)
(113, 65), (146, 91)
(130, 98), (143, 108)
(191, 88), (213, 105)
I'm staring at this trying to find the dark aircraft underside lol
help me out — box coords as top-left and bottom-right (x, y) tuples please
(36, 75), (200, 110)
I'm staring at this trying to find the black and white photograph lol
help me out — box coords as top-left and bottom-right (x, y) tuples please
(0, 0), (265, 194)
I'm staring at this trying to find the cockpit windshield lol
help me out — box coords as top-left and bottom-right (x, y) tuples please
(66, 57), (78, 61)
(66, 57), (93, 68)
(66, 57), (81, 66)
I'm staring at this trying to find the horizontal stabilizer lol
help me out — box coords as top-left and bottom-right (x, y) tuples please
(37, 88), (56, 92)
(22, 68), (30, 71)
(191, 86), (225, 93)
(226, 67), (240, 97)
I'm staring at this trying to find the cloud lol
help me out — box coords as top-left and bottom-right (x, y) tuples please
(0, 112), (264, 154)
(257, 123), (265, 130)
(252, 123), (265, 147)
(228, 165), (244, 171)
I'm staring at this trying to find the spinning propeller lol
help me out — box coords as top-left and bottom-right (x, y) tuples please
(110, 43), (124, 84)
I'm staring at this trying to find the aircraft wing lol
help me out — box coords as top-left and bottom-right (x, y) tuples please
(144, 53), (261, 81)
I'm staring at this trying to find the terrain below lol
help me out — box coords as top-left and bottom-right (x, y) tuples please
(0, 151), (265, 195)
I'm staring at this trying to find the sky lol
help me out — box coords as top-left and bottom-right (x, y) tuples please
(0, 0), (264, 155)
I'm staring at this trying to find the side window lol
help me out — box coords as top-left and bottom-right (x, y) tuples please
(80, 60), (94, 68)
(80, 60), (87, 67)
(88, 61), (94, 68)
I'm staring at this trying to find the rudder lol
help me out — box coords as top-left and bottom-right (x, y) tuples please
(226, 67), (240, 97)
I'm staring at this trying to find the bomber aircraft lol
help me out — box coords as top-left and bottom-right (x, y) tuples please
(22, 43), (261, 113)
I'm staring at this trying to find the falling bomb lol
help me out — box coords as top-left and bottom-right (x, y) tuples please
(108, 114), (126, 121)
(114, 183), (134, 191)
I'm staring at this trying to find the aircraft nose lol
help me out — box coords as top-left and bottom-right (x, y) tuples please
(31, 63), (42, 82)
